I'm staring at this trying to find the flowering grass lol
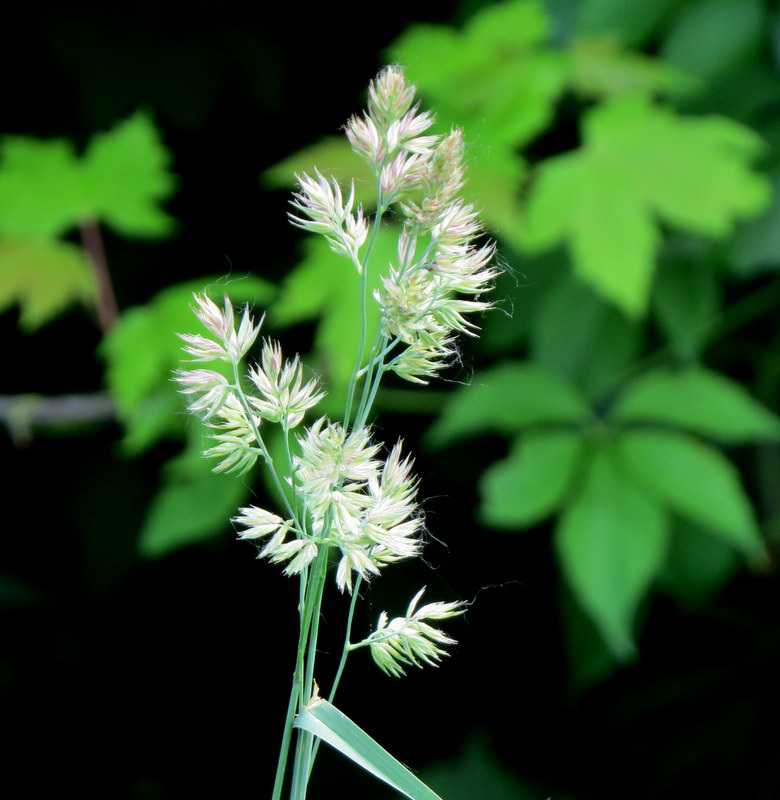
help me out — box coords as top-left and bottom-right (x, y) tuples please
(174, 66), (496, 800)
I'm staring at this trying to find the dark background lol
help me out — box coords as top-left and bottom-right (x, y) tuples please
(4, 2), (780, 799)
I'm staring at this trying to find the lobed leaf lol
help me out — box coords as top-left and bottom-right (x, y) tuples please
(522, 93), (769, 315)
(0, 112), (175, 239)
(81, 111), (177, 237)
(0, 239), (96, 330)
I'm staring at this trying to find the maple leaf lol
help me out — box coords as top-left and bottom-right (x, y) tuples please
(521, 93), (769, 315)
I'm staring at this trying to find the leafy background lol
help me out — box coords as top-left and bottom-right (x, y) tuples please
(4, 1), (780, 798)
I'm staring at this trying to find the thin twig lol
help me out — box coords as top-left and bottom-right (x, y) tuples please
(79, 218), (119, 331)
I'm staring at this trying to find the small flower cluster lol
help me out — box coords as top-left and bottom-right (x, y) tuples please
(359, 588), (466, 677)
(288, 172), (368, 265)
(294, 426), (422, 592)
(174, 293), (323, 475)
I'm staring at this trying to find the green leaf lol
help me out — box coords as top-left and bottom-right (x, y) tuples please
(521, 94), (769, 315)
(560, 580), (622, 690)
(294, 699), (443, 800)
(81, 111), (176, 237)
(732, 168), (780, 277)
(103, 275), (276, 452)
(617, 429), (765, 561)
(568, 34), (690, 98)
(0, 139), (83, 237)
(479, 429), (583, 528)
(612, 367), (780, 442)
(530, 272), (642, 401)
(139, 433), (249, 557)
(425, 361), (590, 448)
(271, 227), (396, 404)
(575, 0), (681, 47)
(0, 113), (175, 239)
(555, 446), (670, 658)
(651, 243), (720, 359)
(0, 239), (95, 329)
(462, 145), (526, 249)
(261, 136), (376, 208)
(389, 1), (567, 148)
(660, 0), (764, 85)
(658, 519), (739, 609)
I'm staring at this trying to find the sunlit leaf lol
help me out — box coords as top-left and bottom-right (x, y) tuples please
(522, 94), (769, 314)
(425, 361), (590, 448)
(390, 1), (567, 148)
(479, 429), (583, 528)
(556, 446), (669, 658)
(617, 429), (765, 561)
(0, 113), (175, 239)
(81, 111), (177, 237)
(0, 139), (83, 237)
(0, 239), (95, 330)
(612, 367), (780, 442)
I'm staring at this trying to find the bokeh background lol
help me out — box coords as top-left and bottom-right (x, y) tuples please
(4, 1), (780, 798)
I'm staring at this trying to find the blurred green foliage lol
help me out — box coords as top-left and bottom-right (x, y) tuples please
(260, 0), (780, 683)
(5, 0), (780, 692)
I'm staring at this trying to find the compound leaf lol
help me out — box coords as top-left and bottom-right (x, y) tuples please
(479, 429), (583, 528)
(612, 366), (780, 442)
(617, 429), (765, 561)
(426, 361), (590, 448)
(556, 446), (669, 658)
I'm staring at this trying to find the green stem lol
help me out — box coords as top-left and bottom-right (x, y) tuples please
(307, 575), (363, 776)
(290, 547), (329, 799)
(270, 565), (321, 800)
(344, 175), (386, 429)
(230, 362), (298, 524)
(354, 354), (388, 431)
